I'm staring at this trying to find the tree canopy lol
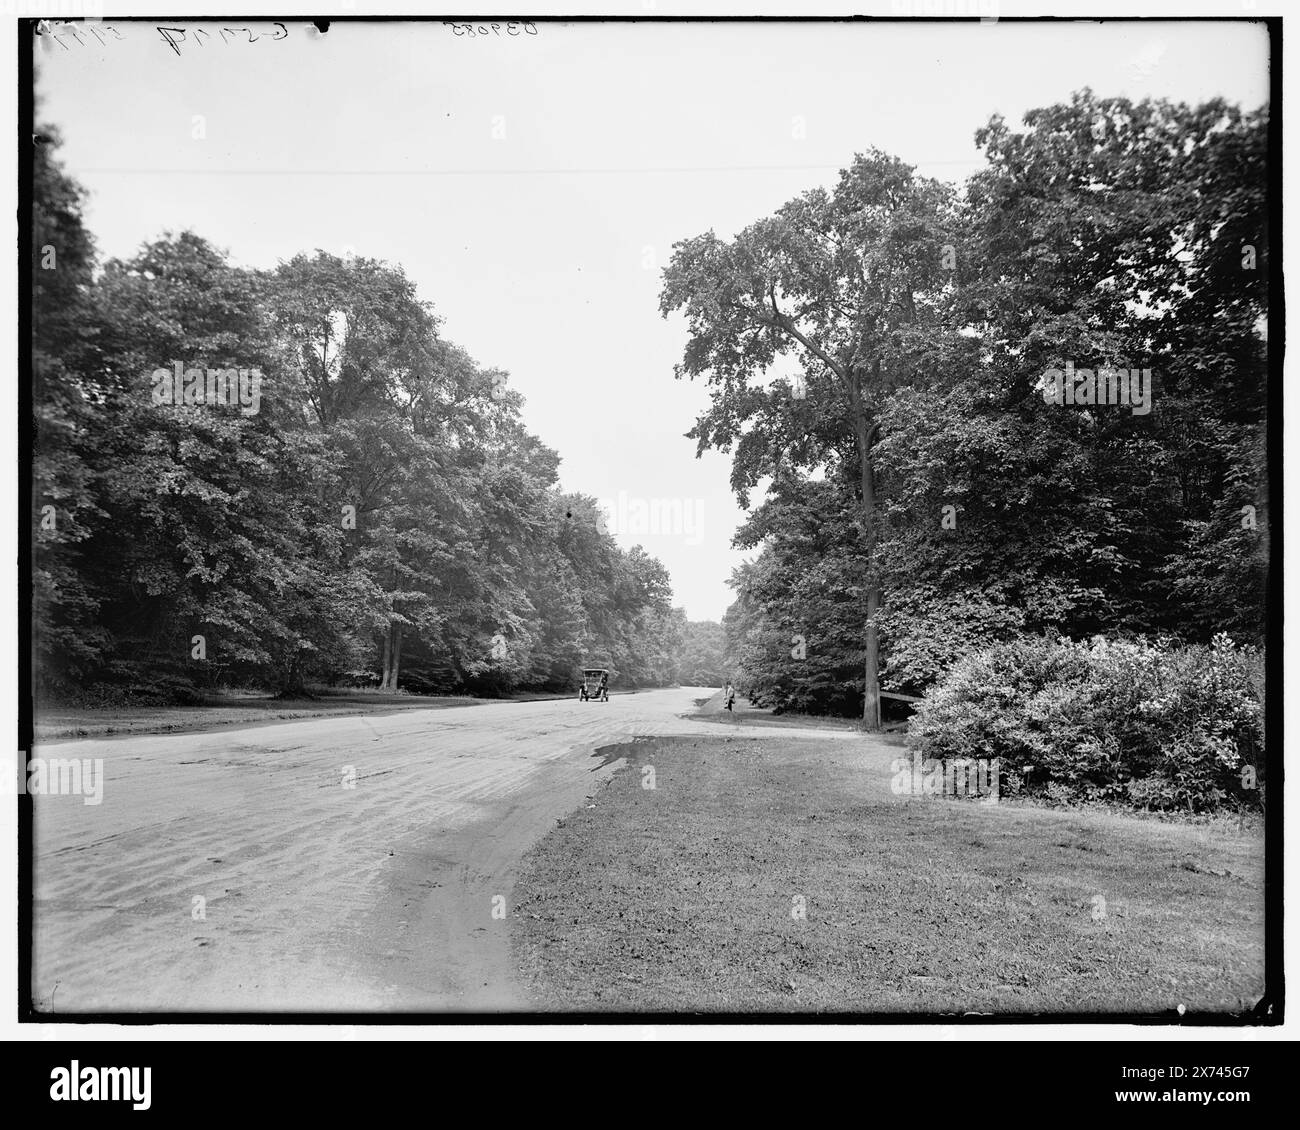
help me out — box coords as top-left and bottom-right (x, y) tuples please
(664, 91), (1268, 717)
(32, 132), (701, 703)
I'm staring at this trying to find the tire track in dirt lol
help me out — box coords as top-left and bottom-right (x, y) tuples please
(34, 686), (792, 1011)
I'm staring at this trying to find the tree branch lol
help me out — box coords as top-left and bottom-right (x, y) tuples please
(766, 286), (846, 381)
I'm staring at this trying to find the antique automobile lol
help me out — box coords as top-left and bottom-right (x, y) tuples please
(579, 668), (609, 702)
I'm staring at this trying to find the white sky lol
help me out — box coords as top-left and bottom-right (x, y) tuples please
(34, 18), (1268, 619)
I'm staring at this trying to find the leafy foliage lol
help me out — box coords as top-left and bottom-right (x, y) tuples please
(909, 635), (1264, 812)
(32, 132), (688, 703)
(686, 93), (1267, 748)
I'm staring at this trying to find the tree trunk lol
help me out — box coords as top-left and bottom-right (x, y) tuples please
(390, 622), (403, 692)
(380, 622), (393, 691)
(864, 576), (881, 731)
(851, 364), (882, 731)
(276, 649), (313, 699)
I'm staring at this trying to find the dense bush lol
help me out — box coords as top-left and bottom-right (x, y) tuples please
(908, 634), (1264, 812)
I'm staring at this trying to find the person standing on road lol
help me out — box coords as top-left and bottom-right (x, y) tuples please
(725, 682), (735, 712)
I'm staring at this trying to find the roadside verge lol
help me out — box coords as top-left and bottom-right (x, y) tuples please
(511, 734), (1265, 1015)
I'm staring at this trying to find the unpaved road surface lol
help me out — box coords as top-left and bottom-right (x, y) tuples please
(33, 687), (856, 1013)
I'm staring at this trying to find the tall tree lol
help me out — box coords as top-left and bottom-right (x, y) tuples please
(31, 128), (104, 691)
(660, 151), (958, 726)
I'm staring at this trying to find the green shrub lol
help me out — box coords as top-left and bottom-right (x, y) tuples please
(909, 633), (1264, 812)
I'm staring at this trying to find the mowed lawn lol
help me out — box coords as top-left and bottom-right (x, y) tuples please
(511, 734), (1266, 1014)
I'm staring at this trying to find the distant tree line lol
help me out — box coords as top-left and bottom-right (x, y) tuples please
(32, 129), (704, 704)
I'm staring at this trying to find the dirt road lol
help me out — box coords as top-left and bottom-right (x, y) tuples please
(33, 686), (805, 1013)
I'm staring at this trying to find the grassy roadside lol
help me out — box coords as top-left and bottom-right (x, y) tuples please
(691, 688), (910, 733)
(511, 733), (1265, 1015)
(31, 689), (486, 742)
